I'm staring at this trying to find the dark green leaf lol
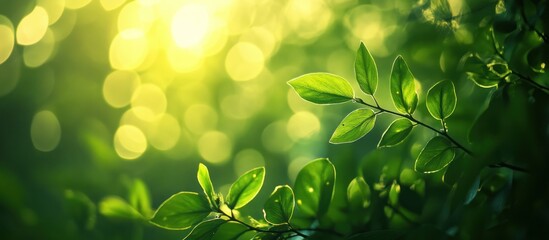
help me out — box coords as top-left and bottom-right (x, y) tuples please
(390, 56), (418, 114)
(527, 44), (549, 73)
(129, 179), (153, 218)
(99, 196), (144, 220)
(463, 54), (501, 88)
(226, 167), (265, 209)
(330, 108), (376, 144)
(150, 192), (211, 230)
(263, 185), (295, 224)
(294, 158), (335, 218)
(212, 222), (249, 240)
(426, 80), (457, 120)
(378, 118), (414, 147)
(414, 136), (455, 173)
(198, 163), (216, 208)
(184, 219), (226, 240)
(347, 177), (371, 210)
(355, 42), (378, 95)
(288, 73), (354, 104)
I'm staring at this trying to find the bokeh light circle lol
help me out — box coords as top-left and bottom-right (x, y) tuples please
(114, 125), (147, 160)
(103, 70), (141, 108)
(198, 131), (232, 164)
(16, 6), (49, 46)
(171, 3), (210, 48)
(109, 29), (149, 70)
(131, 83), (167, 121)
(0, 16), (14, 65)
(30, 111), (61, 152)
(225, 42), (264, 81)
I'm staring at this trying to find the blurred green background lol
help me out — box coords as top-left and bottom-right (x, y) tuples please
(1, 0), (538, 239)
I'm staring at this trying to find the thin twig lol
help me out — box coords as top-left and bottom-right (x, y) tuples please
(218, 209), (310, 238)
(352, 97), (530, 173)
(353, 97), (473, 155)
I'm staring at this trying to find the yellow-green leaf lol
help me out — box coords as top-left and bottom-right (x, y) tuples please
(150, 192), (211, 230)
(197, 163), (216, 208)
(390, 56), (418, 114)
(415, 137), (455, 173)
(226, 167), (265, 209)
(426, 80), (457, 120)
(378, 118), (414, 148)
(288, 73), (354, 104)
(355, 42), (378, 95)
(263, 185), (295, 224)
(330, 108), (376, 144)
(294, 158), (335, 218)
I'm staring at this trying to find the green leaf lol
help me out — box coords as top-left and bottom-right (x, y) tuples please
(263, 185), (295, 224)
(414, 136), (456, 173)
(463, 54), (501, 88)
(150, 192), (211, 230)
(355, 42), (378, 95)
(347, 177), (371, 210)
(294, 158), (335, 218)
(388, 181), (400, 206)
(426, 80), (457, 120)
(99, 196), (144, 220)
(288, 73), (354, 104)
(129, 179), (153, 218)
(184, 219), (226, 240)
(378, 118), (414, 148)
(330, 108), (376, 144)
(390, 56), (418, 114)
(197, 163), (216, 208)
(212, 222), (249, 240)
(226, 167), (265, 209)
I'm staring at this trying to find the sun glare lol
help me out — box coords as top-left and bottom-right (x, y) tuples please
(171, 3), (210, 49)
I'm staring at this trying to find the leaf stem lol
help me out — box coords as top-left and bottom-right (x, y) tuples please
(511, 71), (549, 93)
(353, 97), (473, 155)
(218, 208), (309, 238)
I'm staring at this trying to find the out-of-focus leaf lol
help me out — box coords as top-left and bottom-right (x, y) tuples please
(288, 73), (354, 104)
(198, 163), (217, 208)
(378, 118), (414, 147)
(226, 167), (265, 209)
(65, 190), (96, 230)
(389, 181), (400, 206)
(415, 136), (455, 173)
(129, 179), (153, 218)
(294, 158), (335, 218)
(390, 56), (418, 114)
(263, 185), (295, 224)
(355, 42), (378, 95)
(183, 219), (226, 240)
(99, 196), (144, 220)
(330, 108), (376, 144)
(150, 192), (211, 230)
(347, 177), (371, 210)
(464, 176), (480, 205)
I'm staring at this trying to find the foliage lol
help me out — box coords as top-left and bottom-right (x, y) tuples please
(1, 0), (548, 239)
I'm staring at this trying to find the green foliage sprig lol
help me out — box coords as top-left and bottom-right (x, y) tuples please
(289, 42), (473, 174)
(101, 159), (351, 239)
